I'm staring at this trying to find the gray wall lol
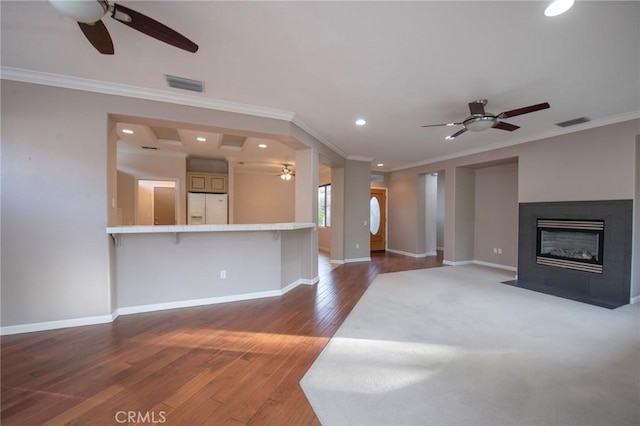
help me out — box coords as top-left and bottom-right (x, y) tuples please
(388, 119), (639, 272)
(453, 167), (476, 261)
(2, 82), (112, 325)
(474, 162), (519, 268)
(114, 229), (313, 308)
(424, 174), (438, 255)
(436, 171), (445, 249)
(344, 159), (373, 261)
(388, 171), (419, 254)
(517, 123), (636, 203)
(330, 166), (345, 262)
(0, 80), (344, 328)
(116, 232), (281, 307)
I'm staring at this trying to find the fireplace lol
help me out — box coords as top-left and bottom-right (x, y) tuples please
(514, 200), (632, 309)
(536, 219), (604, 273)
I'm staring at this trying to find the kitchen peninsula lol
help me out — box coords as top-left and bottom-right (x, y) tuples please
(107, 223), (317, 315)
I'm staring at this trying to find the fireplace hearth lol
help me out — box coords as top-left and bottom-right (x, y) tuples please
(513, 200), (632, 309)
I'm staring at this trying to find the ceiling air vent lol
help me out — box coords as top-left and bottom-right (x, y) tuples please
(165, 74), (204, 93)
(555, 117), (590, 128)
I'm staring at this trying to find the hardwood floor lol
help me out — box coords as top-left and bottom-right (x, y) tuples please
(1, 251), (442, 425)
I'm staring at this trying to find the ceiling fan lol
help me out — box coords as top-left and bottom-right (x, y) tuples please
(422, 99), (550, 140)
(279, 165), (295, 181)
(48, 0), (198, 55)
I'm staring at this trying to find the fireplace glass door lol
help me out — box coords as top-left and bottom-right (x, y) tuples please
(536, 219), (604, 273)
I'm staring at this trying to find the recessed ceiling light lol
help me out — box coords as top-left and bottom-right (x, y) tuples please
(377, 163), (384, 167)
(196, 137), (207, 142)
(544, 0), (574, 17)
(258, 143), (268, 148)
(355, 119), (366, 126)
(122, 129), (134, 134)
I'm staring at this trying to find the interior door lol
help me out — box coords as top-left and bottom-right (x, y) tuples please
(153, 187), (176, 225)
(370, 188), (386, 251)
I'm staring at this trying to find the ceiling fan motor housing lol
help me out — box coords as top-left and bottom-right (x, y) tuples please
(48, 0), (109, 23)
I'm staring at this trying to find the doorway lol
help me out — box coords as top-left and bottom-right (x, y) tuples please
(136, 180), (176, 225)
(370, 188), (386, 251)
(424, 171), (445, 257)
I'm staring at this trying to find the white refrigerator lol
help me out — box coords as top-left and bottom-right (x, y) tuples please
(188, 193), (228, 224)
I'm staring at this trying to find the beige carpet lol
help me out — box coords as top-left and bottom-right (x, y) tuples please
(300, 265), (640, 426)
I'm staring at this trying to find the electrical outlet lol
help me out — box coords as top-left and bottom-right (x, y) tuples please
(497, 248), (502, 254)
(356, 243), (360, 249)
(220, 270), (227, 279)
(493, 248), (498, 254)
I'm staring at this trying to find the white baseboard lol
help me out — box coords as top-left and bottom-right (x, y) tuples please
(630, 295), (640, 304)
(388, 249), (439, 258)
(443, 259), (517, 273)
(117, 292), (278, 316)
(117, 277), (319, 316)
(387, 248), (418, 257)
(300, 277), (320, 285)
(330, 259), (345, 265)
(0, 313), (116, 336)
(443, 260), (474, 266)
(344, 257), (371, 263)
(0, 276), (319, 335)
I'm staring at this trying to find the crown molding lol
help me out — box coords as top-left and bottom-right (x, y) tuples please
(291, 114), (348, 158)
(391, 111), (640, 172)
(1, 66), (296, 121)
(1, 66), (350, 161)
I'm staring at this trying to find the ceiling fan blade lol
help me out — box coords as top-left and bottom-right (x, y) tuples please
(421, 122), (462, 128)
(446, 128), (468, 140)
(78, 21), (114, 54)
(492, 121), (520, 131)
(497, 102), (550, 119)
(111, 3), (199, 53)
(468, 101), (486, 115)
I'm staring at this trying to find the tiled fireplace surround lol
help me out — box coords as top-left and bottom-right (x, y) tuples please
(515, 200), (633, 309)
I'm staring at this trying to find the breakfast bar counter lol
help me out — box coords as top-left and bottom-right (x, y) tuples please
(107, 223), (317, 315)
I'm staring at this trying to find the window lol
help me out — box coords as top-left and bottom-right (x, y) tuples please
(318, 184), (331, 227)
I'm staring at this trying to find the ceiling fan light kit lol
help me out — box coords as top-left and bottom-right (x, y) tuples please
(49, 0), (108, 23)
(48, 0), (199, 55)
(545, 0), (575, 17)
(422, 99), (550, 140)
(464, 116), (496, 132)
(279, 165), (295, 181)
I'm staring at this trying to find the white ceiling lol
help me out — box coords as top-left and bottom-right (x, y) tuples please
(2, 1), (639, 171)
(115, 122), (298, 174)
